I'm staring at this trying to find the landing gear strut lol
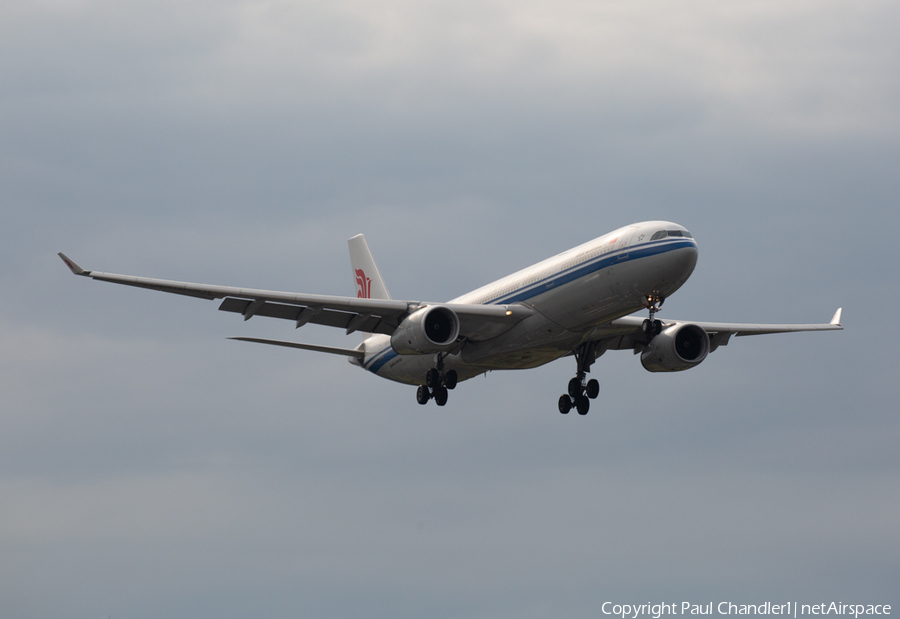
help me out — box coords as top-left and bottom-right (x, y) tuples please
(642, 294), (665, 338)
(558, 341), (601, 415)
(416, 353), (458, 407)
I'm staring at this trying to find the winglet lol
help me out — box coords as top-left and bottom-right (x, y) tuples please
(58, 252), (88, 275)
(830, 308), (842, 326)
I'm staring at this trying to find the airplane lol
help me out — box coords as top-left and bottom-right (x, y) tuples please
(59, 220), (842, 415)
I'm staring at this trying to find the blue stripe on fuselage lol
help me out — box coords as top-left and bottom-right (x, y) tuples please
(489, 238), (696, 305)
(364, 345), (399, 373)
(363, 238), (695, 375)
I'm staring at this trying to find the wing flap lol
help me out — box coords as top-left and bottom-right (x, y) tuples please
(217, 298), (394, 335)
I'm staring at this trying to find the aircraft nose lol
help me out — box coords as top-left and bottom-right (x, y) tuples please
(664, 241), (698, 286)
(679, 242), (699, 276)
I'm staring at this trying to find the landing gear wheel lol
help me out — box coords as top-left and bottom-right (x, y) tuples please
(643, 318), (663, 335)
(416, 385), (430, 405)
(434, 386), (448, 407)
(567, 377), (583, 399)
(444, 370), (458, 390)
(426, 368), (441, 389)
(575, 395), (590, 415)
(586, 379), (600, 399)
(558, 341), (603, 416)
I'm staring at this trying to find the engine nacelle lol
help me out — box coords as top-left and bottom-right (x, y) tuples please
(640, 323), (710, 372)
(390, 306), (460, 355)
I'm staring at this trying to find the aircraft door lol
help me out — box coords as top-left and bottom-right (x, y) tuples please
(616, 227), (638, 261)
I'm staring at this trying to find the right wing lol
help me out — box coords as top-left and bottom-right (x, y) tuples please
(58, 253), (532, 340)
(583, 308), (843, 353)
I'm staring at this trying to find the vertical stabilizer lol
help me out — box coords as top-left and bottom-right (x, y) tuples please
(348, 234), (391, 300)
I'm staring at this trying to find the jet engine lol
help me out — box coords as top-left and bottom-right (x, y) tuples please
(390, 306), (460, 355)
(640, 323), (709, 372)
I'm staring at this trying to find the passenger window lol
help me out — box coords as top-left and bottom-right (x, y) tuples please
(650, 230), (666, 240)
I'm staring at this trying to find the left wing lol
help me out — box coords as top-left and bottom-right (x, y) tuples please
(58, 253), (532, 340)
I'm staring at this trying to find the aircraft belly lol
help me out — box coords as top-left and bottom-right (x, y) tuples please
(361, 335), (488, 386)
(460, 312), (582, 368)
(374, 353), (435, 385)
(460, 347), (571, 370)
(372, 351), (502, 385)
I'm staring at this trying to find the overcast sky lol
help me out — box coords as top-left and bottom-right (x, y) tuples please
(2, 1), (899, 617)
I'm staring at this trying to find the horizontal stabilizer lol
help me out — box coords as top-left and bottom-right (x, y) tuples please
(228, 337), (365, 358)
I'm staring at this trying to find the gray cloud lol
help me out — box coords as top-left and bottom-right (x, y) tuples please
(1, 0), (898, 617)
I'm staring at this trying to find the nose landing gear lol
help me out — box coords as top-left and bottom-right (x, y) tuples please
(642, 294), (665, 337)
(416, 353), (458, 407)
(558, 341), (601, 415)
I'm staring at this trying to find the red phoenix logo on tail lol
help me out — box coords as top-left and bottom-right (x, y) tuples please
(355, 269), (372, 298)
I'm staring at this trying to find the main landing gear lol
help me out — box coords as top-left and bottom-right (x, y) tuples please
(558, 341), (601, 415)
(641, 294), (665, 338)
(416, 354), (458, 407)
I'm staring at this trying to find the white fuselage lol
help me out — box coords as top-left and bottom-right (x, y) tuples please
(356, 221), (699, 385)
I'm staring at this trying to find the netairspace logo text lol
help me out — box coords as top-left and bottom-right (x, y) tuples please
(601, 603), (892, 619)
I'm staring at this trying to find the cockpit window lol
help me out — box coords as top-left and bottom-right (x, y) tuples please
(652, 229), (693, 240)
